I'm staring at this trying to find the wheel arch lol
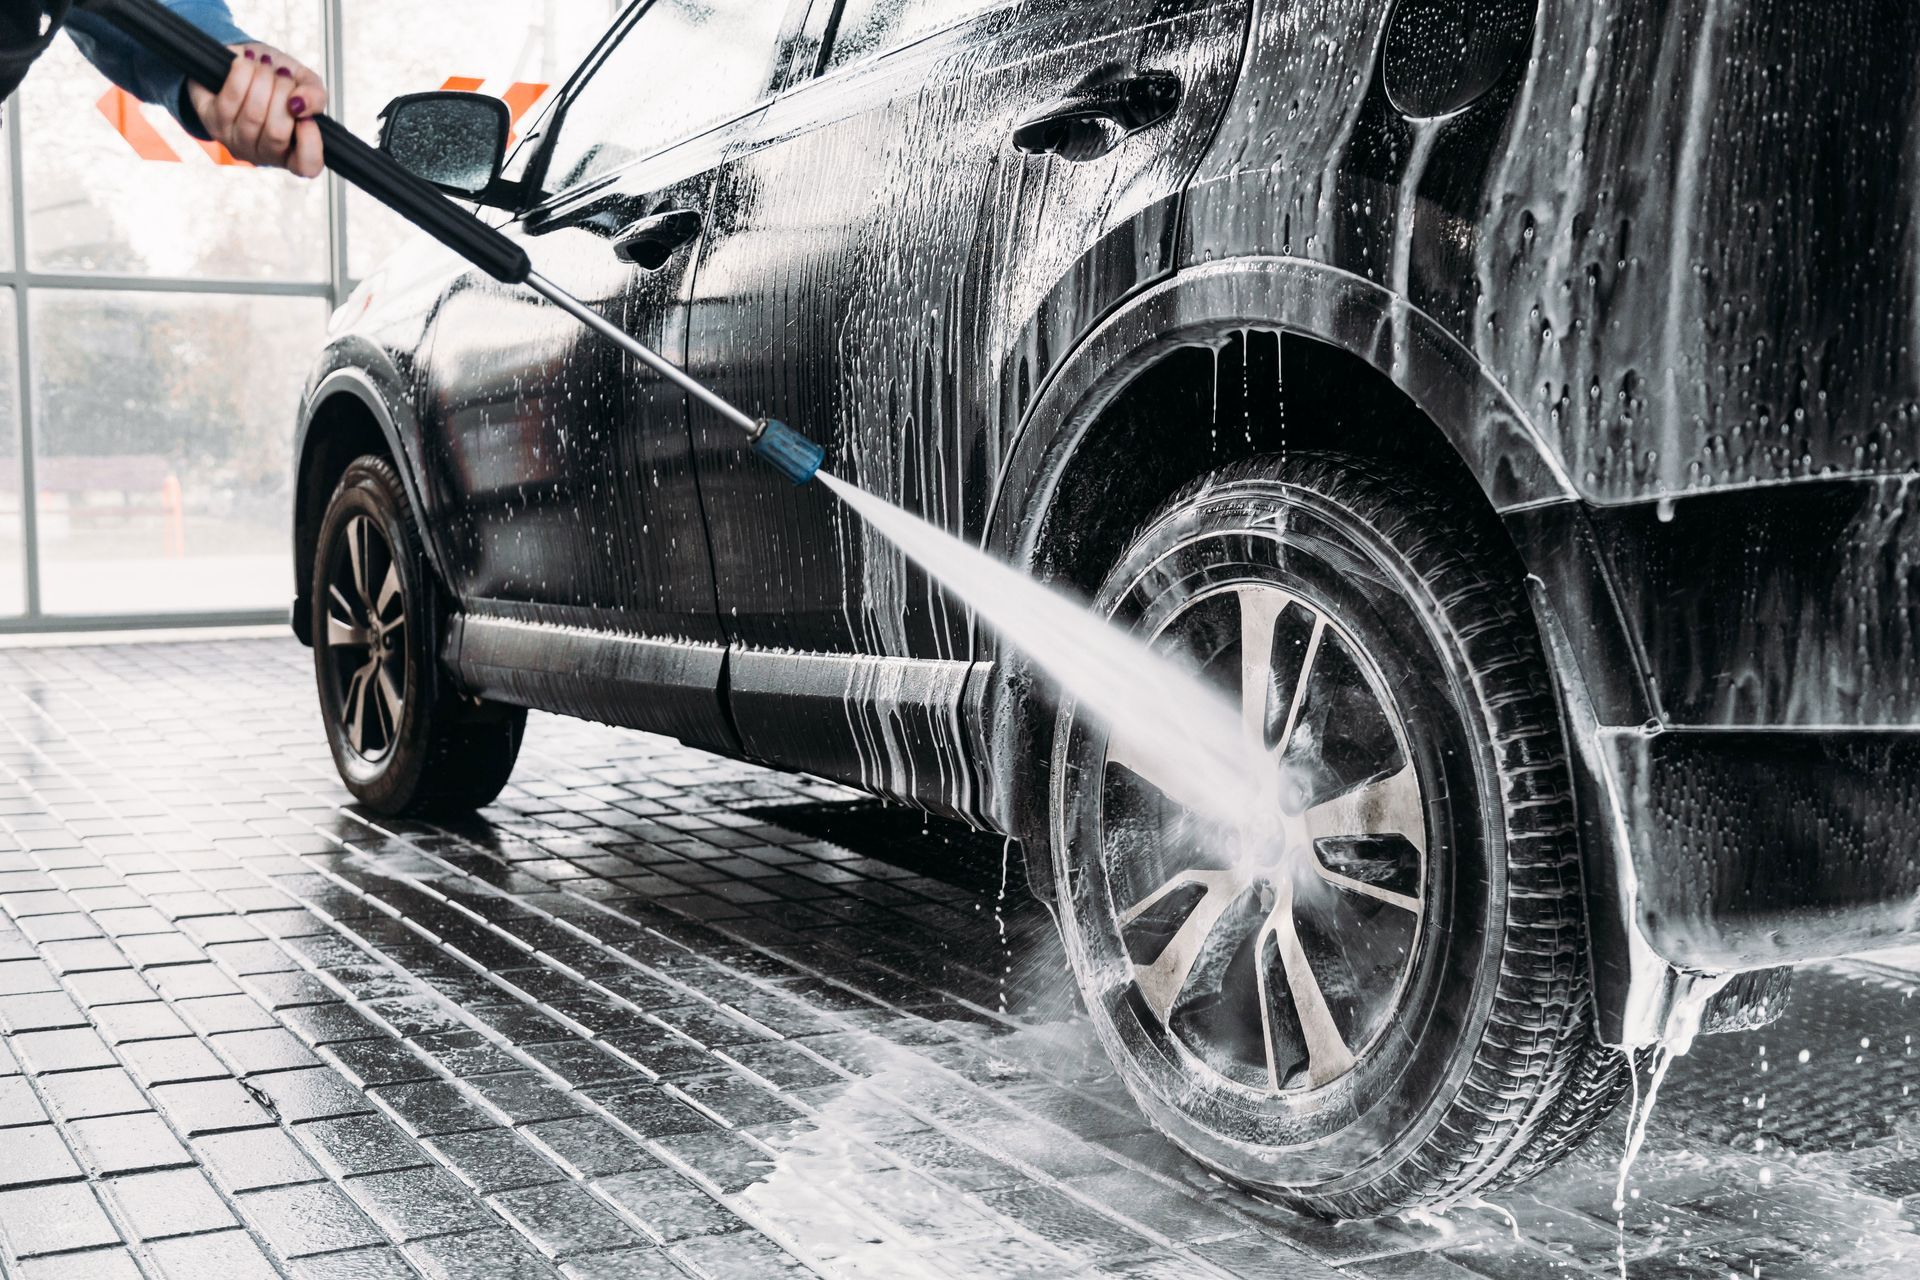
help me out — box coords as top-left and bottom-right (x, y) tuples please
(293, 361), (445, 646)
(980, 256), (1654, 1043)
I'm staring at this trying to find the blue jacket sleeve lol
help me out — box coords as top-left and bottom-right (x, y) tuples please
(65, 1), (251, 141)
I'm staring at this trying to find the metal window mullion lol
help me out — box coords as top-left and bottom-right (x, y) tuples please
(7, 106), (40, 619)
(324, 0), (350, 305)
(18, 272), (332, 298)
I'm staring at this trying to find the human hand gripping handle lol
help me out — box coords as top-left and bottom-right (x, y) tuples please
(73, 0), (532, 286)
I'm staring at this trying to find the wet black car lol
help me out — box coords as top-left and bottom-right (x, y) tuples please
(291, 0), (1920, 1216)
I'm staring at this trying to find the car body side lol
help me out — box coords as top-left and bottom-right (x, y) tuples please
(294, 0), (1920, 1049)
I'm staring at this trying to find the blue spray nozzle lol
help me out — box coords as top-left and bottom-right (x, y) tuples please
(752, 419), (825, 485)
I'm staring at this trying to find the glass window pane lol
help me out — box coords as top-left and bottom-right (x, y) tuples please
(19, 3), (328, 280)
(825, 0), (1007, 73)
(1, 120), (14, 272)
(543, 1), (787, 194)
(343, 1), (622, 279)
(30, 290), (327, 617)
(0, 292), (21, 616)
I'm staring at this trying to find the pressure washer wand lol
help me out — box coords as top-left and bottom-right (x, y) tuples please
(76, 0), (826, 485)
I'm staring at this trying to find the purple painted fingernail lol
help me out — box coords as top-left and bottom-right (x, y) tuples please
(288, 96), (307, 116)
(243, 49), (255, 59)
(276, 66), (292, 78)
(261, 54), (273, 67)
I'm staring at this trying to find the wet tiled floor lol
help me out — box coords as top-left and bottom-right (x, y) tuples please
(0, 636), (1916, 1279)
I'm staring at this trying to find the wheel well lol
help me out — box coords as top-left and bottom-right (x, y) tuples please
(999, 327), (1518, 862)
(293, 392), (392, 645)
(1031, 328), (1496, 597)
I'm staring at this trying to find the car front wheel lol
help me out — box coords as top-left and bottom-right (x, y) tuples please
(1050, 451), (1621, 1217)
(312, 455), (526, 816)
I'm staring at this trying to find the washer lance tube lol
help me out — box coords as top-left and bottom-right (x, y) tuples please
(76, 0), (826, 486)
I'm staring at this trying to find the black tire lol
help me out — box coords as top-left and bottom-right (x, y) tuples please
(1048, 451), (1615, 1217)
(311, 455), (525, 816)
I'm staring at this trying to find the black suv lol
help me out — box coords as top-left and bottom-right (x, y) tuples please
(292, 0), (1920, 1216)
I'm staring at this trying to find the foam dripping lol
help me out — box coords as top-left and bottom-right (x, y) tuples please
(1610, 971), (1732, 1279)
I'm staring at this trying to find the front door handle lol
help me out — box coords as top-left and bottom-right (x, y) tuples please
(1011, 68), (1183, 163)
(613, 208), (702, 270)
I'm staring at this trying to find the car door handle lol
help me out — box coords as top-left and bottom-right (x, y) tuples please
(613, 208), (702, 270)
(1011, 69), (1183, 163)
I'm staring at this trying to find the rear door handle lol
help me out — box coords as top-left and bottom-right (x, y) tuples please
(1011, 69), (1183, 163)
(613, 208), (702, 270)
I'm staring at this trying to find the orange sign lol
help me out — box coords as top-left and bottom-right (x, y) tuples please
(439, 77), (550, 146)
(95, 87), (249, 165)
(95, 78), (551, 165)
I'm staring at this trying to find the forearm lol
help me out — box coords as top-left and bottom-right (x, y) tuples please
(66, 0), (250, 139)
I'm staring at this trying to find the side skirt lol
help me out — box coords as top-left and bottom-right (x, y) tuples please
(444, 613), (739, 757)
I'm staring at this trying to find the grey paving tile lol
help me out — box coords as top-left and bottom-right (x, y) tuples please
(976, 1182), (1159, 1261)
(557, 1248), (684, 1280)
(403, 1227), (563, 1280)
(106, 1167), (238, 1239)
(0, 1072), (48, 1126)
(250, 1064), (375, 1123)
(667, 1229), (811, 1277)
(144, 1228), (281, 1280)
(10, 1026), (117, 1073)
(345, 1164), (498, 1241)
(14, 1245), (146, 1280)
(121, 1035), (228, 1087)
(40, 1067), (148, 1121)
(193, 1125), (324, 1193)
(62, 968), (157, 1008)
(488, 1180), (649, 1259)
(322, 1035), (436, 1089)
(91, 1000), (192, 1045)
(0, 989), (88, 1031)
(595, 1168), (746, 1244)
(152, 1077), (274, 1135)
(427, 1128), (568, 1195)
(0, 1123), (84, 1185)
(295, 1112), (432, 1179)
(523, 1114), (659, 1179)
(211, 1025), (323, 1075)
(464, 1069), (586, 1125)
(288, 1247), (421, 1280)
(372, 1078), (496, 1138)
(240, 1180), (387, 1257)
(0, 1182), (121, 1257)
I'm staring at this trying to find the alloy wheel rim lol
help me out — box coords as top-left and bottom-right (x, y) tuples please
(1096, 581), (1427, 1097)
(325, 514), (407, 763)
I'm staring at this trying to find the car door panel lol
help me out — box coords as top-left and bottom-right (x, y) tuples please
(685, 0), (1251, 802)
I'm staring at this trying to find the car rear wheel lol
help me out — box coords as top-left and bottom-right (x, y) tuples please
(312, 455), (526, 816)
(1049, 451), (1620, 1216)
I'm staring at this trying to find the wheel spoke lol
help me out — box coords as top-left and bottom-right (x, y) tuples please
(343, 660), (375, 754)
(1303, 763), (1426, 855)
(1259, 896), (1355, 1087)
(1315, 866), (1420, 913)
(326, 610), (369, 649)
(1235, 586), (1291, 747)
(375, 663), (405, 742)
(1273, 606), (1325, 761)
(1122, 868), (1250, 1026)
(349, 517), (375, 612)
(376, 563), (403, 623)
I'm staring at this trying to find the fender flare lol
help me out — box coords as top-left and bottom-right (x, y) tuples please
(292, 358), (452, 639)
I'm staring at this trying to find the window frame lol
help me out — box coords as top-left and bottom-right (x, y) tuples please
(518, 0), (818, 213)
(807, 0), (1021, 82)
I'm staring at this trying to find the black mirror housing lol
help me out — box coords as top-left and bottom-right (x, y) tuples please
(378, 91), (511, 203)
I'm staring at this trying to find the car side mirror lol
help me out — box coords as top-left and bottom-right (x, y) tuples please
(378, 91), (510, 202)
